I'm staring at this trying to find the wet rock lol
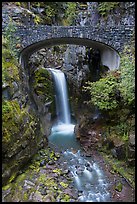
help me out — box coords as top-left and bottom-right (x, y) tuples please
(2, 169), (11, 185)
(55, 152), (60, 158)
(24, 180), (35, 188)
(102, 138), (114, 149)
(65, 64), (74, 71)
(40, 160), (45, 167)
(127, 133), (135, 166)
(33, 191), (43, 202)
(85, 152), (92, 157)
(21, 141), (28, 149)
(70, 157), (77, 164)
(85, 162), (90, 167)
(71, 149), (78, 154)
(39, 150), (46, 156)
(128, 146), (135, 158)
(114, 143), (126, 160)
(64, 189), (75, 197)
(76, 166), (85, 175)
(127, 158), (135, 166)
(2, 187), (11, 202)
(86, 166), (93, 172)
(78, 190), (83, 194)
(70, 198), (77, 202)
(85, 183), (91, 189)
(111, 148), (117, 158)
(89, 130), (97, 136)
(39, 188), (47, 196)
(48, 160), (55, 165)
(43, 194), (55, 202)
(76, 169), (83, 175)
(64, 169), (70, 174)
(128, 133), (135, 146)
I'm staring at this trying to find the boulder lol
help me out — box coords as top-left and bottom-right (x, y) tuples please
(112, 142), (126, 160)
(127, 132), (135, 166)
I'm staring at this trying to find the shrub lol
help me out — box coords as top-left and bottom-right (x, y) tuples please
(83, 73), (120, 111)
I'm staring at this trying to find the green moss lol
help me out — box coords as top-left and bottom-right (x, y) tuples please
(23, 192), (29, 201)
(46, 178), (57, 188)
(50, 151), (55, 159)
(9, 172), (17, 183)
(101, 152), (135, 188)
(53, 168), (62, 175)
(38, 174), (47, 183)
(2, 100), (22, 145)
(33, 68), (54, 101)
(60, 182), (69, 188)
(18, 185), (23, 191)
(62, 194), (70, 202)
(115, 182), (122, 192)
(16, 173), (26, 183)
(2, 183), (12, 191)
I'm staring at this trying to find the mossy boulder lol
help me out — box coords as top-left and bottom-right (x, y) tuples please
(115, 181), (123, 192)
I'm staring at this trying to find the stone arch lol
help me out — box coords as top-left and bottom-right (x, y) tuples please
(19, 37), (120, 70)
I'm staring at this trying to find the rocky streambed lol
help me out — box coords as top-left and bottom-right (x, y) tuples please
(2, 144), (135, 202)
(2, 147), (79, 202)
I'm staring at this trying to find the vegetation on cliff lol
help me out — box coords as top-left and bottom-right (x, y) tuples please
(2, 35), (45, 186)
(83, 38), (135, 165)
(83, 40), (135, 117)
(11, 2), (77, 26)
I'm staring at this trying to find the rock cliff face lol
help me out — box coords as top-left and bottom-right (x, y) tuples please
(2, 37), (49, 186)
(75, 2), (135, 27)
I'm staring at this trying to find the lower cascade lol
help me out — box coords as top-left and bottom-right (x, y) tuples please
(48, 68), (111, 202)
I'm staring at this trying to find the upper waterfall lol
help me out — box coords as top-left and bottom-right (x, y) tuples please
(48, 68), (71, 124)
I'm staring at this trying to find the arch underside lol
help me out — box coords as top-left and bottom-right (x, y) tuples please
(20, 37), (120, 70)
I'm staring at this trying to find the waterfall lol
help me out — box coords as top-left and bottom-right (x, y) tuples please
(48, 69), (110, 202)
(48, 68), (71, 124)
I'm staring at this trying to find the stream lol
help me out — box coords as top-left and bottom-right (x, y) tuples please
(49, 123), (111, 202)
(48, 68), (111, 202)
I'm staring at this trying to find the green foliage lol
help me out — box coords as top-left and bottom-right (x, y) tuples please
(44, 5), (56, 24)
(64, 2), (77, 25)
(15, 2), (28, 9)
(84, 73), (119, 111)
(30, 2), (66, 25)
(2, 35), (19, 98)
(84, 43), (135, 113)
(98, 2), (120, 16)
(15, 2), (21, 7)
(10, 2), (77, 26)
(4, 19), (19, 58)
(33, 14), (42, 25)
(119, 46), (135, 107)
(115, 122), (129, 137)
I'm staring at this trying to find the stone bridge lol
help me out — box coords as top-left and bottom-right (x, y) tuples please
(13, 25), (134, 70)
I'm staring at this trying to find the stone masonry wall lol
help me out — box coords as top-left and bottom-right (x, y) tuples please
(11, 25), (134, 53)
